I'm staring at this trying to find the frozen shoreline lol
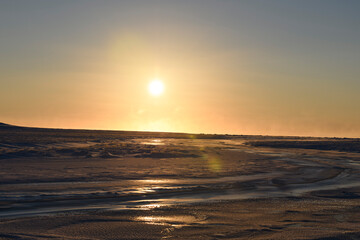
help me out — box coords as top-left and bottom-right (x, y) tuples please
(1, 126), (360, 239)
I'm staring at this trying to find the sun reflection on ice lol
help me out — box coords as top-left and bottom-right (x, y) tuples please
(140, 139), (165, 146)
(137, 179), (171, 184)
(135, 215), (200, 228)
(134, 187), (156, 194)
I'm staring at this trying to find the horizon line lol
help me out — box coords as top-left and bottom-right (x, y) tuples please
(1, 122), (358, 140)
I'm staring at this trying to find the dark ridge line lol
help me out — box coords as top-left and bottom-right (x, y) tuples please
(0, 122), (358, 140)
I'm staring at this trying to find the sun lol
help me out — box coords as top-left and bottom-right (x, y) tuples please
(148, 79), (164, 96)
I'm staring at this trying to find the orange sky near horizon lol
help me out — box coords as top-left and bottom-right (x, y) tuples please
(1, 1), (359, 138)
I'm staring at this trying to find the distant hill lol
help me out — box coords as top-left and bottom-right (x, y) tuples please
(0, 122), (17, 128)
(0, 123), (25, 130)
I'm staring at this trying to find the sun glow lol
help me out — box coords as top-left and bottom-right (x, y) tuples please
(148, 79), (164, 96)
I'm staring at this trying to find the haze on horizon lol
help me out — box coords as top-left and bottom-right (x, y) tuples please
(1, 0), (359, 138)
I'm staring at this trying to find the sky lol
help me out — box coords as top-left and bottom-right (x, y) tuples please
(1, 0), (359, 137)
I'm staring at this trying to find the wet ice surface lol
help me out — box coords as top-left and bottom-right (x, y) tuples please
(1, 128), (360, 219)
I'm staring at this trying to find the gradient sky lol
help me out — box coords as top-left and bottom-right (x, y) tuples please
(1, 0), (359, 137)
